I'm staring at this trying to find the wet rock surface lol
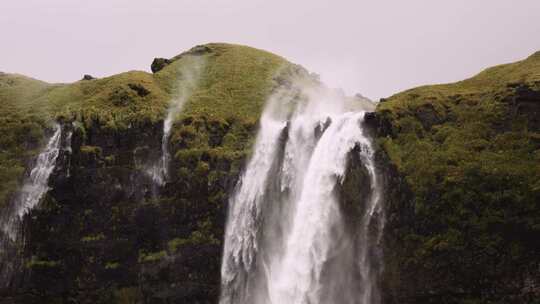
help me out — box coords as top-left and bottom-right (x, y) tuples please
(0, 118), (244, 304)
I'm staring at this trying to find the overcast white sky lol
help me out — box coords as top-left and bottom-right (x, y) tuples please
(1, 0), (539, 100)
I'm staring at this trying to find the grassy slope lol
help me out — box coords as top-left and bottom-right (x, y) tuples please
(0, 43), (291, 207)
(0, 74), (51, 204)
(377, 52), (540, 299)
(158, 43), (288, 121)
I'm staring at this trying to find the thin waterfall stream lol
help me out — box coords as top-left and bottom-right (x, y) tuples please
(220, 82), (384, 304)
(147, 100), (183, 186)
(1, 124), (63, 241)
(0, 123), (69, 287)
(146, 57), (205, 187)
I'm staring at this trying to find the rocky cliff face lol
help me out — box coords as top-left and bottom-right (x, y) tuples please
(366, 51), (540, 304)
(1, 117), (244, 303)
(0, 45), (539, 304)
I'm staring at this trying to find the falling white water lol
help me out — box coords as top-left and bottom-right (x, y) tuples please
(270, 112), (369, 303)
(147, 104), (181, 186)
(221, 95), (288, 290)
(0, 123), (73, 289)
(356, 137), (384, 304)
(220, 82), (383, 304)
(1, 124), (63, 241)
(147, 57), (205, 186)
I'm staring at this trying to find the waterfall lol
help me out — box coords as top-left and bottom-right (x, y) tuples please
(147, 100), (182, 186)
(220, 83), (383, 304)
(1, 124), (63, 241)
(0, 123), (67, 288)
(220, 88), (291, 291)
(146, 57), (205, 186)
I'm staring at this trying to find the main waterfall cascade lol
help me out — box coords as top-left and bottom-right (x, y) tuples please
(0, 123), (70, 287)
(220, 82), (384, 304)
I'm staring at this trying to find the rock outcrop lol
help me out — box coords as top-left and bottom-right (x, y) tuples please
(366, 51), (540, 304)
(82, 74), (95, 81)
(150, 58), (171, 73)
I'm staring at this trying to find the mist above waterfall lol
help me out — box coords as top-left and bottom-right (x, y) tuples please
(147, 56), (206, 186)
(220, 74), (383, 304)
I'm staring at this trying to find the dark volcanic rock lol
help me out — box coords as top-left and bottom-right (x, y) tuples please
(82, 74), (95, 81)
(151, 45), (212, 74)
(0, 116), (247, 304)
(364, 111), (393, 137)
(150, 58), (172, 73)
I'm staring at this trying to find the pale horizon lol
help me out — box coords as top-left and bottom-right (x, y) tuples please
(1, 0), (539, 100)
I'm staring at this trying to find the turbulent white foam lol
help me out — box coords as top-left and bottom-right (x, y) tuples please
(356, 137), (384, 304)
(269, 112), (368, 304)
(220, 82), (384, 304)
(221, 116), (287, 282)
(220, 88), (293, 296)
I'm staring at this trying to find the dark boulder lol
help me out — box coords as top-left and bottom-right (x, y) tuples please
(150, 58), (172, 73)
(82, 74), (95, 81)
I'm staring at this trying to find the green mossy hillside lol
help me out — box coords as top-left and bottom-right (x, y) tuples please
(0, 43), (293, 208)
(0, 74), (51, 205)
(376, 51), (540, 302)
(153, 43), (295, 176)
(156, 43), (290, 123)
(1, 43), (297, 303)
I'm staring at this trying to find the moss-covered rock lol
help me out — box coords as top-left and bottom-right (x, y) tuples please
(0, 43), (295, 304)
(369, 51), (540, 303)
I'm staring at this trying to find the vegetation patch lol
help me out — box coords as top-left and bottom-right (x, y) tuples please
(138, 250), (167, 263)
(81, 233), (105, 242)
(25, 256), (59, 268)
(0, 43), (293, 210)
(104, 261), (120, 269)
(168, 218), (220, 253)
(376, 51), (540, 301)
